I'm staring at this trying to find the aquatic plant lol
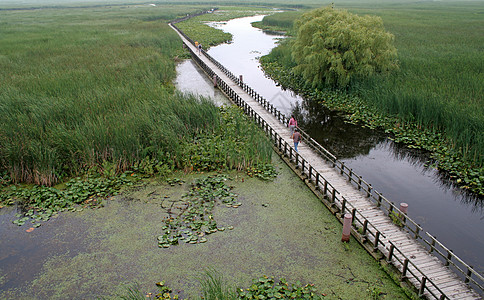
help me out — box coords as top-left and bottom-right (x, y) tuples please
(181, 106), (272, 173)
(115, 273), (325, 299)
(5, 173), (138, 227)
(236, 276), (324, 299)
(158, 174), (238, 248)
(198, 270), (237, 300)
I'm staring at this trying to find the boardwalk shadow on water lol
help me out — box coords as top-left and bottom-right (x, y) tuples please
(0, 158), (409, 299)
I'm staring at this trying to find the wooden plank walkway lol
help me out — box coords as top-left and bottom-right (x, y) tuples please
(170, 23), (481, 300)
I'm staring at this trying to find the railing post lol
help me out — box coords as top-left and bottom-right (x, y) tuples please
(401, 258), (409, 280)
(445, 250), (453, 266)
(341, 198), (346, 215)
(315, 172), (320, 189)
(351, 208), (356, 225)
(418, 276), (427, 297)
(373, 231), (380, 252)
(415, 225), (421, 239)
(429, 237), (436, 253)
(362, 220), (368, 236)
(387, 244), (394, 263)
(465, 266), (473, 284)
(340, 162), (345, 175)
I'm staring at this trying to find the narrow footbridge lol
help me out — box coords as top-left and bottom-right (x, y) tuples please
(169, 21), (483, 300)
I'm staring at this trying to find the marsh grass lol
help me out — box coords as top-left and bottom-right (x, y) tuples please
(198, 270), (237, 300)
(252, 10), (302, 34)
(348, 2), (484, 165)
(260, 2), (483, 167)
(0, 4), (273, 186)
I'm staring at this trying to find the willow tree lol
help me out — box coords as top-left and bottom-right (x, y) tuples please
(292, 6), (398, 88)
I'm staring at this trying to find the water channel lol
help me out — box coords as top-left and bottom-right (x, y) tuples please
(175, 15), (484, 275)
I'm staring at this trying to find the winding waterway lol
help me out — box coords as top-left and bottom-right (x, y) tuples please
(175, 15), (484, 276)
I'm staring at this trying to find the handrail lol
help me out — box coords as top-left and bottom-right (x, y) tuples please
(169, 18), (483, 298)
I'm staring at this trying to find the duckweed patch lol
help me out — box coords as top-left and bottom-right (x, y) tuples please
(158, 175), (238, 248)
(0, 161), (408, 299)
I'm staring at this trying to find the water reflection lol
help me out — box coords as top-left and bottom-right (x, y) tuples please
(181, 14), (483, 275)
(292, 98), (387, 159)
(175, 59), (229, 106)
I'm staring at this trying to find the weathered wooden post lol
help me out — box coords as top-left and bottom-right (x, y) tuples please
(239, 75), (243, 83)
(341, 213), (352, 242)
(399, 202), (408, 223)
(212, 75), (217, 87)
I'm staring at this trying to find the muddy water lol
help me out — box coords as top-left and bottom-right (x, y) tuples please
(176, 15), (484, 275)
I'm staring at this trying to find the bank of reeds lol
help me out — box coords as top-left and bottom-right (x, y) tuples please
(0, 4), (273, 186)
(252, 10), (302, 34)
(258, 2), (483, 168)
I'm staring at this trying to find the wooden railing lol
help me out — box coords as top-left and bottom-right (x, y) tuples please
(169, 19), (483, 298)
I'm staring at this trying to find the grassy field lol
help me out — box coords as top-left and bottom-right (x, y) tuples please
(0, 3), (274, 186)
(257, 1), (484, 194)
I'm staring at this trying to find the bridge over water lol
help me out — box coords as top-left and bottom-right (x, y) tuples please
(169, 20), (482, 300)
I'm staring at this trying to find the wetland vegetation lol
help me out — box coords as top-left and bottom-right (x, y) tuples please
(257, 2), (483, 196)
(3, 0), (478, 298)
(0, 2), (411, 299)
(0, 4), (275, 189)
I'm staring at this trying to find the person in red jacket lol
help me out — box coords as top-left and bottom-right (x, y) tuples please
(288, 115), (297, 135)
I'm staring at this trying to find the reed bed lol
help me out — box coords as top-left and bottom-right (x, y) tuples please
(259, 1), (483, 167)
(0, 4), (272, 186)
(252, 10), (302, 34)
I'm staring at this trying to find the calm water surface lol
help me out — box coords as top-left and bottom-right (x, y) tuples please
(176, 15), (484, 275)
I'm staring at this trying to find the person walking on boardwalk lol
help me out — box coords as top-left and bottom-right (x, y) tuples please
(195, 41), (199, 48)
(292, 128), (301, 152)
(198, 43), (202, 55)
(288, 115), (297, 135)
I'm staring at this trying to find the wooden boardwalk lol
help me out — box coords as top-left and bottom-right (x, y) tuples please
(170, 23), (482, 300)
